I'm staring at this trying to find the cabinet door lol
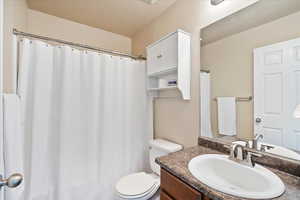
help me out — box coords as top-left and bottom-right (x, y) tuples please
(147, 42), (163, 75)
(159, 33), (178, 71)
(161, 169), (201, 200)
(147, 33), (178, 75)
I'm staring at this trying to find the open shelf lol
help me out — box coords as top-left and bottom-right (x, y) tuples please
(148, 86), (177, 91)
(146, 30), (191, 100)
(148, 67), (177, 77)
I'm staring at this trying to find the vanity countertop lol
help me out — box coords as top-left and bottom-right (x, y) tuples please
(156, 145), (300, 200)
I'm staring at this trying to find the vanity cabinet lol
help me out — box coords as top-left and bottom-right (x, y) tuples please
(146, 29), (191, 100)
(161, 169), (211, 200)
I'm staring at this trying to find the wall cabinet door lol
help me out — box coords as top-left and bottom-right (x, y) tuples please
(147, 32), (178, 75)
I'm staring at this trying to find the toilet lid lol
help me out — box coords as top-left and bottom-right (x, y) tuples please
(116, 172), (157, 196)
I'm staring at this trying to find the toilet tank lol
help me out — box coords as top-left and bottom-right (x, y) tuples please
(149, 139), (182, 175)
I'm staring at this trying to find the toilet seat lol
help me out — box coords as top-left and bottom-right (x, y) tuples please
(116, 172), (160, 199)
(117, 182), (160, 199)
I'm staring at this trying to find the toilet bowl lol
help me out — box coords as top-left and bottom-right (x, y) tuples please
(115, 139), (182, 200)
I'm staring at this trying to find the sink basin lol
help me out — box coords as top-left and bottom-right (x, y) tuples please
(188, 154), (285, 199)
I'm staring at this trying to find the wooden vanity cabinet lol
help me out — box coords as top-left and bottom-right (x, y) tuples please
(160, 169), (211, 200)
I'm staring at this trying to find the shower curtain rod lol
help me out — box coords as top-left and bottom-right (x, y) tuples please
(13, 29), (146, 60)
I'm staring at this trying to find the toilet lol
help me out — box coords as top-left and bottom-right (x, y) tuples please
(115, 139), (183, 200)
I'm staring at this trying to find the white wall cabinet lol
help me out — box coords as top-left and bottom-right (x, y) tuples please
(146, 29), (191, 100)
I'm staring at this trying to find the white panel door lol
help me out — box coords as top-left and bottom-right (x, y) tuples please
(287, 39), (300, 151)
(254, 38), (300, 151)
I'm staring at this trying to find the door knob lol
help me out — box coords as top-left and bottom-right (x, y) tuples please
(0, 173), (23, 189)
(157, 54), (163, 59)
(255, 117), (262, 123)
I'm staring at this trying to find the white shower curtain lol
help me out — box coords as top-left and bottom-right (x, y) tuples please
(16, 39), (149, 200)
(200, 72), (213, 138)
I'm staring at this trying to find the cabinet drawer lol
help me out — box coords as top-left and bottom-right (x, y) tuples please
(147, 33), (178, 75)
(161, 169), (201, 200)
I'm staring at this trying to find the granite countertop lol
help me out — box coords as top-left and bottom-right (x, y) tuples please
(156, 146), (300, 200)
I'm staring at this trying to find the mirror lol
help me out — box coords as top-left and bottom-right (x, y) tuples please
(200, 0), (300, 161)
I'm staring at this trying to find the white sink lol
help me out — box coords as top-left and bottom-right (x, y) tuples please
(188, 154), (285, 199)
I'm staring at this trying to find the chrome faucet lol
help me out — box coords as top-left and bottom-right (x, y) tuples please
(252, 134), (263, 150)
(247, 134), (274, 152)
(228, 143), (262, 167)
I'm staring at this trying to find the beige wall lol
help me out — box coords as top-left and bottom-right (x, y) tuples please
(3, 0), (28, 93)
(27, 9), (132, 54)
(132, 0), (258, 148)
(201, 11), (300, 140)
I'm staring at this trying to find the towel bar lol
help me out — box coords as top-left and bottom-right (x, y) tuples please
(214, 96), (252, 102)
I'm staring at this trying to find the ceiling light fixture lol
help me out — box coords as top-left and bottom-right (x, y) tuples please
(211, 0), (225, 6)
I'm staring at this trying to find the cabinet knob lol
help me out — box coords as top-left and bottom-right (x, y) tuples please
(157, 54), (163, 59)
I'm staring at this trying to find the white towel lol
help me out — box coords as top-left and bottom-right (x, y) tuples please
(200, 72), (213, 138)
(217, 97), (236, 136)
(3, 94), (24, 199)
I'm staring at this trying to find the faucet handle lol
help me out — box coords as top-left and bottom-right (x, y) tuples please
(260, 144), (274, 152)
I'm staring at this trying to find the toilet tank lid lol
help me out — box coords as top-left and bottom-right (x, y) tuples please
(149, 139), (183, 153)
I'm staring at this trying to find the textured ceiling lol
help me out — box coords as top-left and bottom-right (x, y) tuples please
(27, 0), (177, 37)
(201, 0), (300, 45)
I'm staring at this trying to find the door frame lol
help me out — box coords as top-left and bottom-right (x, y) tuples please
(0, 0), (4, 199)
(0, 0), (3, 92)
